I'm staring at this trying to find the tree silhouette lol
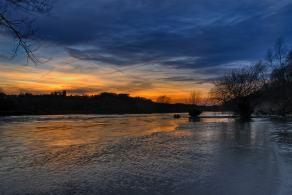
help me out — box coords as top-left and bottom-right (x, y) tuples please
(0, 92), (197, 115)
(156, 95), (171, 104)
(188, 90), (202, 105)
(212, 62), (266, 119)
(266, 38), (288, 67)
(0, 0), (52, 63)
(267, 49), (292, 116)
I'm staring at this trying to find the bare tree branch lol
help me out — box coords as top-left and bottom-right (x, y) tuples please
(0, 13), (39, 64)
(0, 0), (53, 64)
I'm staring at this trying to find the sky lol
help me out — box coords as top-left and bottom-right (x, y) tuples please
(1, 0), (292, 102)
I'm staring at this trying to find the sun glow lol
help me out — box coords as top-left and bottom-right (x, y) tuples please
(0, 61), (212, 103)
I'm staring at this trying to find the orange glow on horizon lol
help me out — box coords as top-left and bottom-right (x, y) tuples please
(0, 62), (213, 103)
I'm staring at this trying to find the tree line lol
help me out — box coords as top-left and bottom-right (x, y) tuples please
(0, 92), (213, 116)
(212, 39), (292, 119)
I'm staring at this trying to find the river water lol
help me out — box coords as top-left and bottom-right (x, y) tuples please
(0, 112), (292, 195)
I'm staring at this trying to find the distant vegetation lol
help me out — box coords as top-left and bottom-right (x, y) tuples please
(156, 95), (171, 104)
(187, 90), (204, 105)
(212, 39), (292, 119)
(0, 92), (219, 116)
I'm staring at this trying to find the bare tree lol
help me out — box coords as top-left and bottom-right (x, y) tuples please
(266, 38), (288, 67)
(188, 90), (202, 105)
(265, 48), (274, 66)
(267, 49), (292, 116)
(0, 0), (52, 63)
(212, 62), (266, 119)
(156, 95), (171, 104)
(274, 38), (288, 66)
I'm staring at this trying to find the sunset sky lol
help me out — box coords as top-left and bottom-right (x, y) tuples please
(1, 0), (292, 102)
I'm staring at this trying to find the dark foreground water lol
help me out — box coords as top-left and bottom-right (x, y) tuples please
(0, 113), (292, 195)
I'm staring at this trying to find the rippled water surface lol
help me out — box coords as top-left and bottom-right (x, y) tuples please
(1, 113), (292, 195)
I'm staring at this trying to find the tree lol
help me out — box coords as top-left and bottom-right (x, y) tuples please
(156, 95), (171, 104)
(212, 62), (266, 119)
(267, 49), (292, 116)
(188, 90), (202, 105)
(0, 88), (5, 96)
(266, 38), (288, 67)
(0, 0), (52, 63)
(274, 38), (288, 66)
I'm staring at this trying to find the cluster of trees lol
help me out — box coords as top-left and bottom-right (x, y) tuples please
(156, 91), (206, 106)
(212, 39), (292, 119)
(0, 92), (200, 116)
(156, 95), (172, 104)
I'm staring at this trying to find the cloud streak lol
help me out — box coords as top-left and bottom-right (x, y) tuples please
(1, 0), (292, 101)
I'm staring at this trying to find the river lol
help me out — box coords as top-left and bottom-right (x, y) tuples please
(0, 113), (292, 194)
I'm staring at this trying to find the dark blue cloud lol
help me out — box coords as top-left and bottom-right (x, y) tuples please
(4, 0), (292, 78)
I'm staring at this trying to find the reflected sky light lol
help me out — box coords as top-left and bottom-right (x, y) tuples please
(1, 114), (291, 194)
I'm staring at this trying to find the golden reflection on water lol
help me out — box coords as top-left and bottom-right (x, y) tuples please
(0, 113), (266, 171)
(20, 115), (179, 146)
(0, 114), (185, 170)
(0, 113), (283, 195)
(0, 113), (258, 165)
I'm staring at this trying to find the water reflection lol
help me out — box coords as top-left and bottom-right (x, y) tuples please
(0, 113), (291, 195)
(275, 131), (292, 144)
(233, 121), (252, 145)
(272, 130), (292, 144)
(0, 114), (183, 170)
(269, 119), (292, 145)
